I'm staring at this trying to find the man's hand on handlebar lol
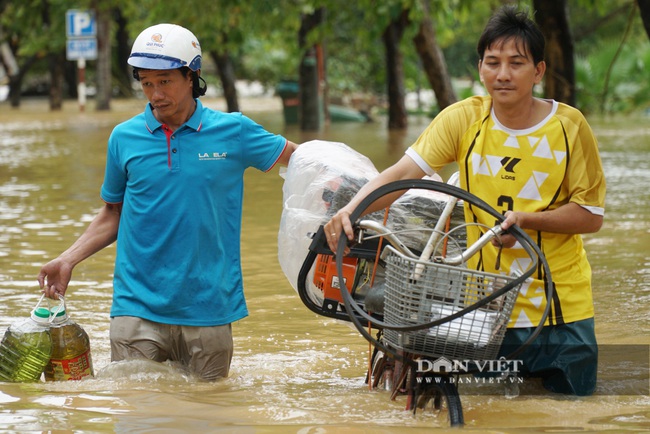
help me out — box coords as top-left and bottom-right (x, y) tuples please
(492, 211), (519, 248)
(324, 209), (355, 255)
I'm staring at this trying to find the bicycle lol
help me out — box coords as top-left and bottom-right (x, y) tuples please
(296, 176), (553, 427)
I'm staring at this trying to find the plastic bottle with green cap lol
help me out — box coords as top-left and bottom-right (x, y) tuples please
(0, 307), (53, 382)
(44, 303), (94, 381)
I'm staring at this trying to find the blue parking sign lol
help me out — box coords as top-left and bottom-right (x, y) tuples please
(66, 10), (96, 38)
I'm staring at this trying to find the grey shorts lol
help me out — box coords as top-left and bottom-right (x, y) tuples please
(110, 316), (234, 381)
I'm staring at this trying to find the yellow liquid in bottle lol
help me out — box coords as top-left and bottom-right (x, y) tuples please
(0, 326), (52, 382)
(44, 320), (94, 381)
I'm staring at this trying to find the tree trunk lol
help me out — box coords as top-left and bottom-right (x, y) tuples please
(95, 5), (111, 111)
(299, 8), (324, 131)
(8, 73), (23, 108)
(638, 0), (650, 39)
(40, 0), (62, 110)
(383, 9), (409, 130)
(64, 60), (77, 98)
(8, 54), (38, 108)
(412, 1), (457, 111)
(210, 47), (239, 113)
(48, 52), (64, 110)
(113, 8), (133, 97)
(533, 0), (576, 106)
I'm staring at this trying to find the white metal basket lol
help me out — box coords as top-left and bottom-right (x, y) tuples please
(382, 246), (520, 361)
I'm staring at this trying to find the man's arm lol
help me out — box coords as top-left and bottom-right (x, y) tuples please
(275, 140), (299, 166)
(38, 203), (122, 298)
(496, 202), (603, 248)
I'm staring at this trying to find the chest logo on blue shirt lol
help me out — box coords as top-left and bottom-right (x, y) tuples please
(198, 152), (228, 161)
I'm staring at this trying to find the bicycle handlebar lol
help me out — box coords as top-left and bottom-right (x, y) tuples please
(356, 219), (505, 266)
(334, 178), (554, 363)
(355, 220), (419, 259)
(439, 224), (504, 266)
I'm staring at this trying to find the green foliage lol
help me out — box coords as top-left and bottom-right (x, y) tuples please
(571, 0), (650, 114)
(238, 37), (296, 89)
(3, 0), (650, 115)
(2, 0), (72, 56)
(317, 2), (396, 95)
(576, 40), (650, 114)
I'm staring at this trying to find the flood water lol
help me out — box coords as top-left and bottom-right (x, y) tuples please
(0, 97), (648, 433)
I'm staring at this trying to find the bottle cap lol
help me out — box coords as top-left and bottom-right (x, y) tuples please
(49, 307), (68, 323)
(31, 307), (51, 323)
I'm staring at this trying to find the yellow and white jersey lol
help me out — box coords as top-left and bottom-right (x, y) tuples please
(407, 95), (606, 327)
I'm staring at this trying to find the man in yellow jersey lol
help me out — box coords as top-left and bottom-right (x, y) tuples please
(324, 5), (605, 395)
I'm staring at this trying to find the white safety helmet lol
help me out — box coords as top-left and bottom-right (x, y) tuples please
(128, 23), (202, 71)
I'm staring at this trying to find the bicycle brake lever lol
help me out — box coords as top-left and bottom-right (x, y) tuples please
(354, 226), (364, 245)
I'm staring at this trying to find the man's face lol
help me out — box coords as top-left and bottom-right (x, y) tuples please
(478, 37), (545, 107)
(138, 68), (194, 122)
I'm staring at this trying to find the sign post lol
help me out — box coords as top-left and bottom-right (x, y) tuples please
(65, 10), (97, 112)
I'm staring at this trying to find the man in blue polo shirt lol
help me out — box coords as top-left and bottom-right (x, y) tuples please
(37, 23), (298, 380)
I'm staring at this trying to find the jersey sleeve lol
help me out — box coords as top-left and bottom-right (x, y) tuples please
(561, 108), (606, 214)
(409, 97), (488, 173)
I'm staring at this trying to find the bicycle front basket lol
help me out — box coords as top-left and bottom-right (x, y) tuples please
(382, 246), (520, 361)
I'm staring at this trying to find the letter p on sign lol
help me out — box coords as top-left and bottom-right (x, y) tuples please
(66, 10), (97, 38)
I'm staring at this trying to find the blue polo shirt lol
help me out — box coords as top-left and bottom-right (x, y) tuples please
(101, 100), (287, 326)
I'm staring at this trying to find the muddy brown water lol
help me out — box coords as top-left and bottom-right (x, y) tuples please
(0, 98), (648, 433)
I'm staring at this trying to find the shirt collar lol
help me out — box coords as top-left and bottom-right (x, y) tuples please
(144, 99), (204, 133)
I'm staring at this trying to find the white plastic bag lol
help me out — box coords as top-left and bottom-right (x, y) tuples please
(278, 140), (465, 309)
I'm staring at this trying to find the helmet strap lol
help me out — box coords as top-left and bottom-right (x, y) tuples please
(197, 76), (207, 97)
(191, 72), (207, 98)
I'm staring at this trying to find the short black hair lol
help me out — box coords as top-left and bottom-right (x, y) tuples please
(477, 5), (545, 65)
(132, 67), (207, 99)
